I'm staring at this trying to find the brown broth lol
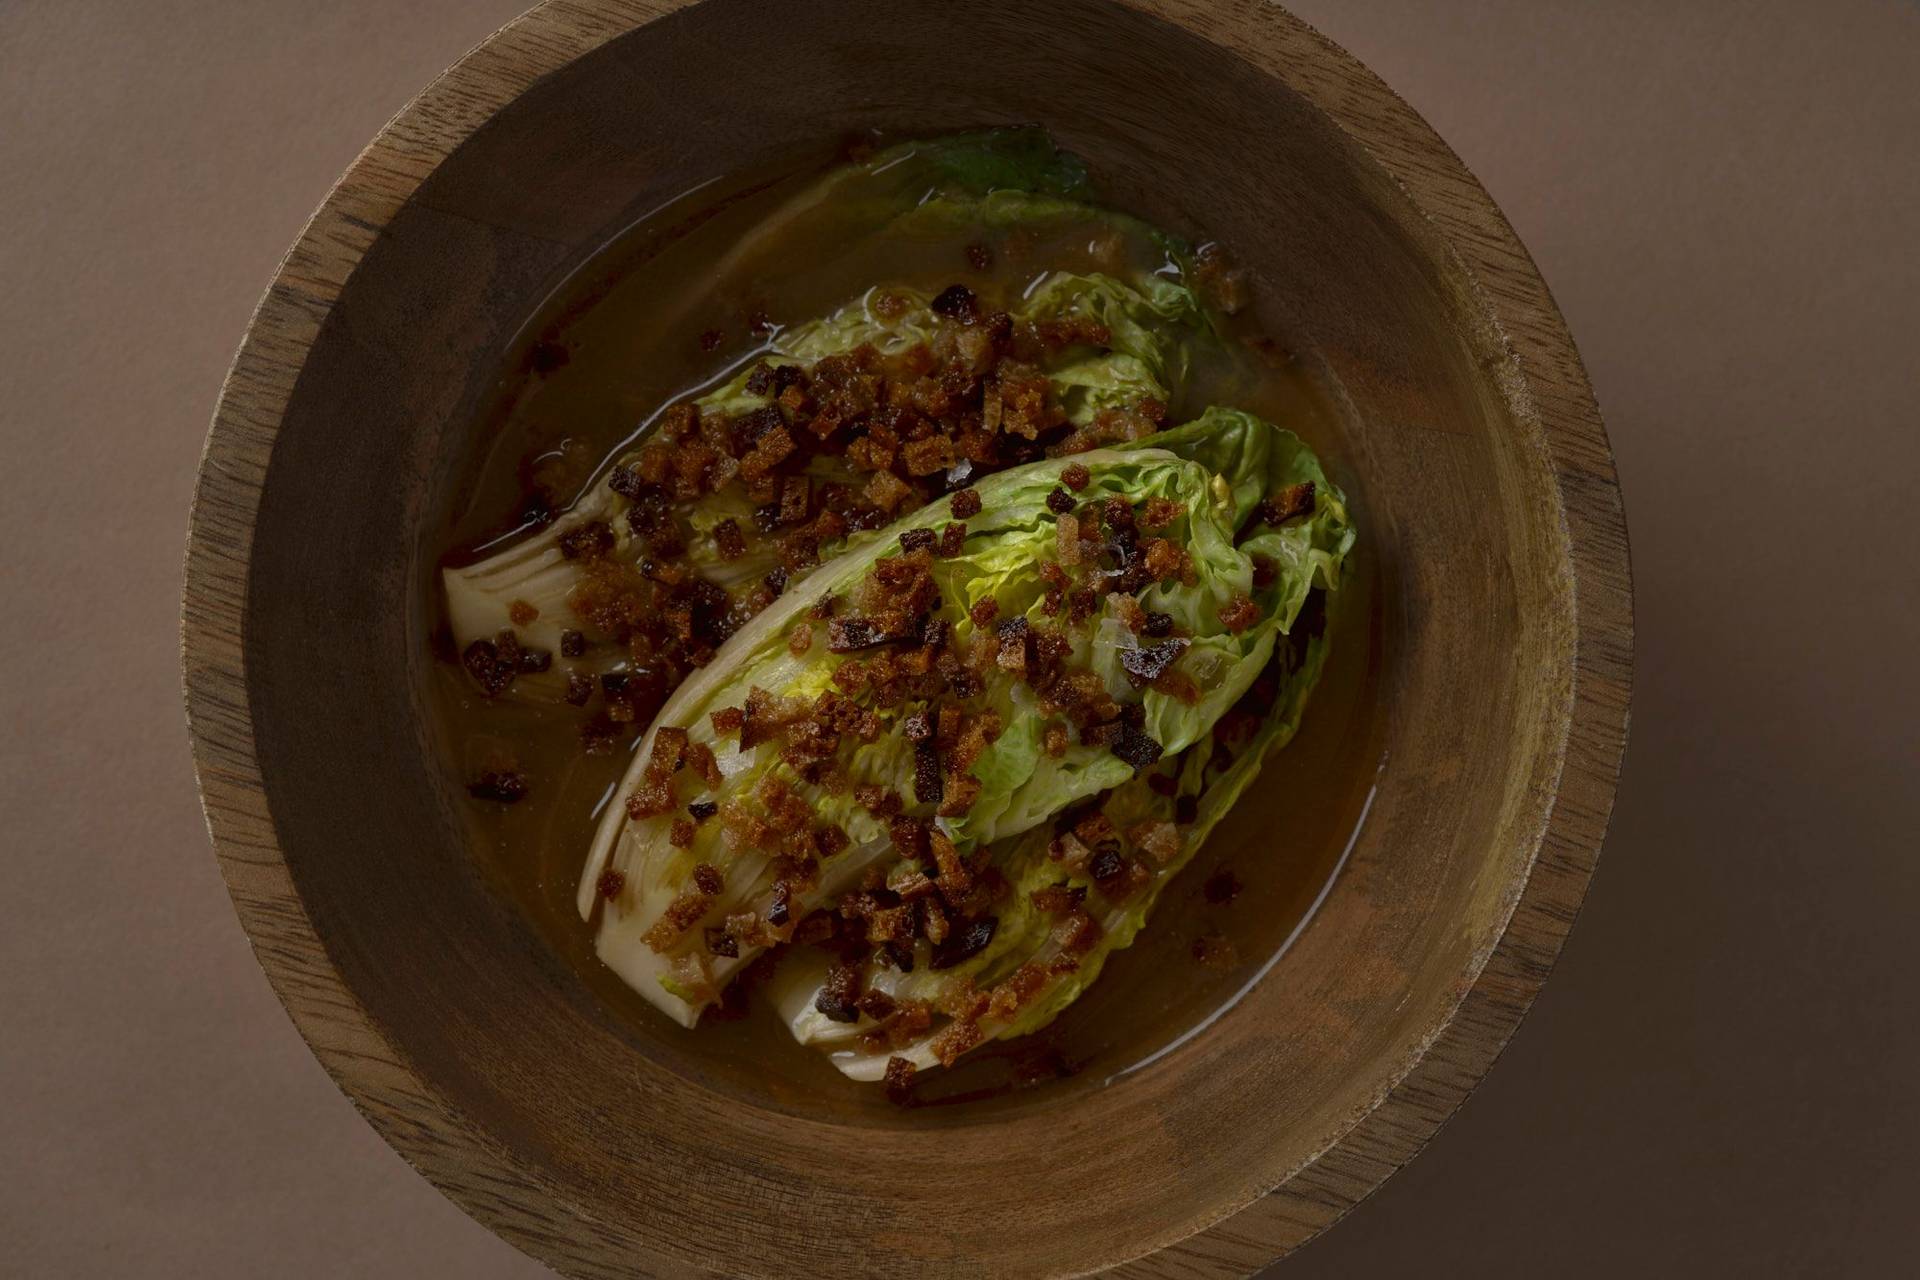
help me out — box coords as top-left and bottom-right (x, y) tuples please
(424, 139), (1386, 1118)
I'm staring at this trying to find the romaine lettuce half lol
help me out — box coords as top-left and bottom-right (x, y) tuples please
(579, 407), (1351, 1040)
(442, 267), (1209, 693)
(772, 606), (1330, 1079)
(767, 412), (1349, 1078)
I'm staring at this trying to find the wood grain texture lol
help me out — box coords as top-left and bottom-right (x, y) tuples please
(181, 2), (1631, 1277)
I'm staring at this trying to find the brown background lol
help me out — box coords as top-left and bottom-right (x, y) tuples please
(3, 1), (1915, 1275)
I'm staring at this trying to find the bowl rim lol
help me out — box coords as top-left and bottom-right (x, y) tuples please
(180, 1), (1632, 1274)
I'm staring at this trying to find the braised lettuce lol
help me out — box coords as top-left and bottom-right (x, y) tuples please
(768, 413), (1349, 1077)
(579, 407), (1350, 1037)
(443, 267), (1209, 691)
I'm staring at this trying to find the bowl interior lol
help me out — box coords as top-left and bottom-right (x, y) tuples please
(236, 0), (1576, 1273)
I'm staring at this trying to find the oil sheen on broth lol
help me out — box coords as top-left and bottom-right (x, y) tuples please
(426, 138), (1384, 1114)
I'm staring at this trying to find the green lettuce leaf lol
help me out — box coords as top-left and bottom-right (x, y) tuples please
(442, 269), (1207, 695)
(578, 408), (1335, 1028)
(768, 412), (1353, 1078)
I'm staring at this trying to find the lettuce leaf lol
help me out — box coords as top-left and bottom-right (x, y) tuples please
(767, 412), (1352, 1078)
(578, 405), (1341, 1029)
(442, 269), (1208, 694)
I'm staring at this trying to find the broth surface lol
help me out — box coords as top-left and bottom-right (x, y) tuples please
(425, 139), (1386, 1115)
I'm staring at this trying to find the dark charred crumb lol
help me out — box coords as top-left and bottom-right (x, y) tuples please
(595, 869), (626, 901)
(828, 616), (917, 652)
(490, 630), (524, 675)
(1175, 794), (1200, 825)
(559, 629), (587, 658)
(1045, 486), (1076, 515)
(945, 460), (980, 493)
(1192, 931), (1240, 971)
(815, 993), (860, 1023)
(1119, 638), (1190, 687)
(930, 284), (981, 324)
(516, 646), (552, 675)
(1258, 481), (1316, 526)
(693, 863), (724, 895)
(858, 990), (897, 1022)
(467, 771), (527, 804)
(901, 711), (933, 743)
(705, 926), (739, 958)
(529, 341), (569, 374)
(747, 309), (775, 336)
(1251, 554), (1278, 590)
(699, 328), (723, 351)
(558, 520), (615, 560)
(809, 595), (838, 621)
(1203, 868), (1243, 905)
(949, 487), (982, 519)
(899, 527), (936, 553)
(913, 740), (943, 805)
(936, 522), (967, 558)
(1088, 848), (1125, 884)
(931, 916), (997, 970)
(689, 799), (718, 821)
(1118, 702), (1146, 730)
(884, 1055), (918, 1105)
(563, 671), (594, 706)
(461, 640), (514, 696)
(968, 597), (999, 628)
(883, 940), (916, 973)
(919, 616), (950, 650)
(858, 786), (903, 818)
(1111, 724), (1164, 772)
(815, 963), (862, 1023)
(965, 242), (993, 271)
(767, 881), (792, 926)
(763, 566), (790, 598)
(826, 617), (878, 651)
(607, 464), (644, 499)
(1141, 612), (1175, 639)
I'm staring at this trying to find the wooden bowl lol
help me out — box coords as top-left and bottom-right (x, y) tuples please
(181, 1), (1630, 1275)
